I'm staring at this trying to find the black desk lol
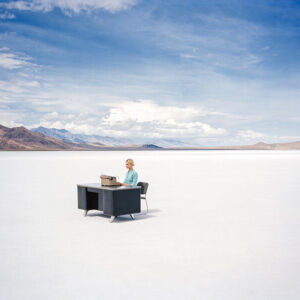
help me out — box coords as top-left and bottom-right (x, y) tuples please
(77, 183), (141, 222)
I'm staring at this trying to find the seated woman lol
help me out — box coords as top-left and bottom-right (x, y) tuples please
(118, 158), (138, 186)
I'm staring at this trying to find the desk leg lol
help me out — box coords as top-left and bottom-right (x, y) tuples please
(109, 216), (116, 223)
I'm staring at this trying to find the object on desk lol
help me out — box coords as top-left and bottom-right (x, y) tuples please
(100, 175), (120, 186)
(77, 183), (141, 222)
(137, 182), (149, 214)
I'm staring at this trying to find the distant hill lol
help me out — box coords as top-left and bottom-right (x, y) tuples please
(0, 125), (162, 151)
(31, 126), (129, 146)
(140, 144), (162, 149)
(167, 140), (300, 150)
(31, 126), (189, 147)
(227, 140), (300, 150)
(0, 125), (100, 150)
(247, 141), (300, 150)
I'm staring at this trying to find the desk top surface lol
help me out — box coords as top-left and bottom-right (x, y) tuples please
(77, 182), (141, 191)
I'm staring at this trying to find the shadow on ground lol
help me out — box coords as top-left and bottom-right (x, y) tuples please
(85, 208), (161, 223)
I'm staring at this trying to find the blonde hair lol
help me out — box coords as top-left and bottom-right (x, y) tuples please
(126, 158), (135, 166)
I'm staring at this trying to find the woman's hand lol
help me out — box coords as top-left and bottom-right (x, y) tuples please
(117, 182), (131, 186)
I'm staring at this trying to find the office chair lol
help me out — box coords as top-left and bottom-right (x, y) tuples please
(137, 182), (149, 214)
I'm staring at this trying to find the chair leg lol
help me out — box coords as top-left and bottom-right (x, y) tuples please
(145, 199), (148, 214)
(130, 214), (135, 220)
(83, 210), (88, 216)
(110, 216), (116, 223)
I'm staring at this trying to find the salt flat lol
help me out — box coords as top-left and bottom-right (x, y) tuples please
(0, 150), (299, 300)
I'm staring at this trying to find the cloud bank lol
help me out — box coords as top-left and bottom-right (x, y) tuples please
(0, 47), (36, 69)
(25, 99), (226, 140)
(100, 100), (226, 138)
(0, 0), (136, 17)
(0, 0), (137, 14)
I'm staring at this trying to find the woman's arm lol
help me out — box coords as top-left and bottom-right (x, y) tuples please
(132, 172), (138, 186)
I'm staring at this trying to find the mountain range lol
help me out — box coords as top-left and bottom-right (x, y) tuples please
(0, 124), (299, 150)
(0, 125), (162, 151)
(167, 141), (300, 150)
(31, 126), (191, 148)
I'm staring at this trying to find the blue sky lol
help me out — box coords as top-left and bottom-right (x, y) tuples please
(0, 0), (300, 146)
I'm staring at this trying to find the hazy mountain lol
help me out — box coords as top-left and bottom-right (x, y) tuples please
(167, 140), (300, 150)
(137, 138), (192, 148)
(138, 144), (162, 149)
(247, 141), (300, 150)
(31, 126), (189, 147)
(31, 126), (133, 146)
(228, 140), (300, 150)
(0, 125), (91, 150)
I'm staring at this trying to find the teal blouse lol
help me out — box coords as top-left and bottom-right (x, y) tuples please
(124, 169), (138, 186)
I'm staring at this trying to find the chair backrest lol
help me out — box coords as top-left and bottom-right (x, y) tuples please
(137, 182), (149, 195)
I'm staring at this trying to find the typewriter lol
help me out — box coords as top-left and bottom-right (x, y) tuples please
(100, 175), (121, 186)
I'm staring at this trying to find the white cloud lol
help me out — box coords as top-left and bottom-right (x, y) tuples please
(0, 11), (15, 19)
(30, 99), (227, 139)
(237, 129), (267, 139)
(0, 0), (137, 14)
(101, 99), (207, 123)
(0, 48), (36, 69)
(42, 111), (59, 120)
(0, 109), (23, 128)
(277, 135), (300, 140)
(0, 48), (41, 99)
(180, 54), (198, 59)
(25, 80), (40, 87)
(0, 79), (40, 93)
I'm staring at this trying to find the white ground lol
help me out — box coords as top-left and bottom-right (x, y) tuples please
(0, 150), (299, 300)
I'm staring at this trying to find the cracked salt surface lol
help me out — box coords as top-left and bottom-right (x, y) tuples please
(0, 150), (299, 300)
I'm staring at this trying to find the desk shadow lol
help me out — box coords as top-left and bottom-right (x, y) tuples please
(86, 209), (160, 223)
(86, 211), (110, 219)
(115, 213), (156, 223)
(147, 208), (161, 214)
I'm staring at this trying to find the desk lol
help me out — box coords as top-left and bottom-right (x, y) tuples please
(77, 183), (141, 222)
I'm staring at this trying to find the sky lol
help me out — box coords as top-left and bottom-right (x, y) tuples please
(0, 0), (300, 146)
